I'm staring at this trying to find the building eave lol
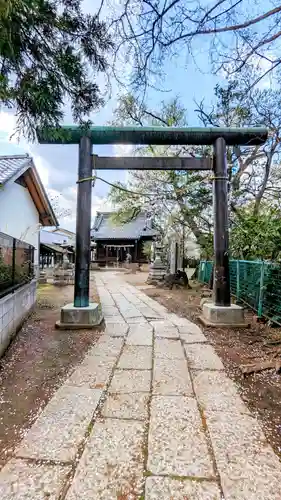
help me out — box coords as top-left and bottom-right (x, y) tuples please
(0, 154), (58, 227)
(23, 161), (58, 227)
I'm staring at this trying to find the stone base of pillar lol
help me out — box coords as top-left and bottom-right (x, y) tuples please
(55, 302), (103, 330)
(199, 302), (249, 328)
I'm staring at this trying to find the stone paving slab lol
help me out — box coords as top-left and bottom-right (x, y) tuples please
(168, 315), (195, 327)
(65, 355), (116, 389)
(153, 357), (193, 396)
(104, 323), (129, 337)
(126, 317), (149, 324)
(137, 306), (161, 318)
(88, 335), (123, 358)
(193, 370), (250, 413)
(148, 396), (214, 477)
(16, 386), (102, 462)
(126, 324), (153, 346)
(109, 369), (151, 393)
(103, 316), (126, 324)
(206, 410), (281, 500)
(102, 392), (149, 420)
(184, 343), (225, 370)
(102, 306), (120, 317)
(65, 419), (145, 500)
(145, 476), (221, 499)
(154, 338), (185, 360)
(0, 459), (71, 500)
(118, 345), (152, 369)
(178, 323), (203, 335)
(155, 329), (179, 339)
(120, 308), (143, 319)
(180, 332), (208, 343)
(151, 320), (179, 339)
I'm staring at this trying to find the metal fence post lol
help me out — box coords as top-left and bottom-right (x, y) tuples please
(30, 247), (34, 277)
(203, 261), (207, 282)
(236, 260), (240, 301)
(258, 261), (265, 318)
(12, 238), (16, 287)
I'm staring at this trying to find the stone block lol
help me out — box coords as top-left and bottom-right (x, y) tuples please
(178, 323), (203, 335)
(180, 332), (208, 343)
(152, 320), (179, 339)
(104, 316), (126, 325)
(109, 369), (151, 393)
(102, 306), (120, 317)
(16, 386), (102, 461)
(118, 345), (152, 369)
(65, 355), (116, 389)
(147, 396), (214, 477)
(154, 339), (185, 360)
(201, 302), (248, 327)
(145, 477), (221, 499)
(126, 324), (153, 346)
(65, 419), (145, 499)
(206, 410), (281, 499)
(102, 392), (149, 420)
(56, 302), (103, 329)
(0, 459), (70, 500)
(87, 335), (123, 358)
(184, 343), (224, 370)
(192, 370), (250, 413)
(104, 323), (129, 337)
(127, 317), (149, 324)
(153, 357), (193, 396)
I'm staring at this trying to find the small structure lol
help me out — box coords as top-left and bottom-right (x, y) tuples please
(169, 231), (201, 274)
(40, 242), (65, 269)
(91, 212), (158, 267)
(0, 154), (58, 356)
(147, 242), (166, 283)
(51, 228), (76, 263)
(53, 258), (74, 286)
(40, 228), (75, 269)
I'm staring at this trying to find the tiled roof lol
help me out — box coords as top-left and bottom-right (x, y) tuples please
(91, 212), (158, 240)
(0, 154), (30, 184)
(40, 242), (66, 254)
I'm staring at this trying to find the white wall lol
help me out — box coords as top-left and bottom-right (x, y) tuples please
(0, 280), (36, 358)
(0, 181), (40, 265)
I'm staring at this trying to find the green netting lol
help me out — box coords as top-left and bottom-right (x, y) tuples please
(199, 260), (281, 325)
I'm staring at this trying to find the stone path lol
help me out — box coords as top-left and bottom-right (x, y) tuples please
(1, 272), (281, 499)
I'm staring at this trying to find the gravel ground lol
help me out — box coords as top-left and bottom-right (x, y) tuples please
(0, 283), (102, 468)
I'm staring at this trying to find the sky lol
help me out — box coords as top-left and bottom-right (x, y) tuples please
(0, 0), (223, 232)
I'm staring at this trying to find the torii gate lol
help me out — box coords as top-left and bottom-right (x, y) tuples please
(38, 126), (267, 327)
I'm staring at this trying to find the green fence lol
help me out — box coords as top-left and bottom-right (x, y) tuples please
(199, 260), (281, 324)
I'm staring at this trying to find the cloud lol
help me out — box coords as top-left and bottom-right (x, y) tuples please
(0, 111), (50, 186)
(113, 143), (134, 157)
